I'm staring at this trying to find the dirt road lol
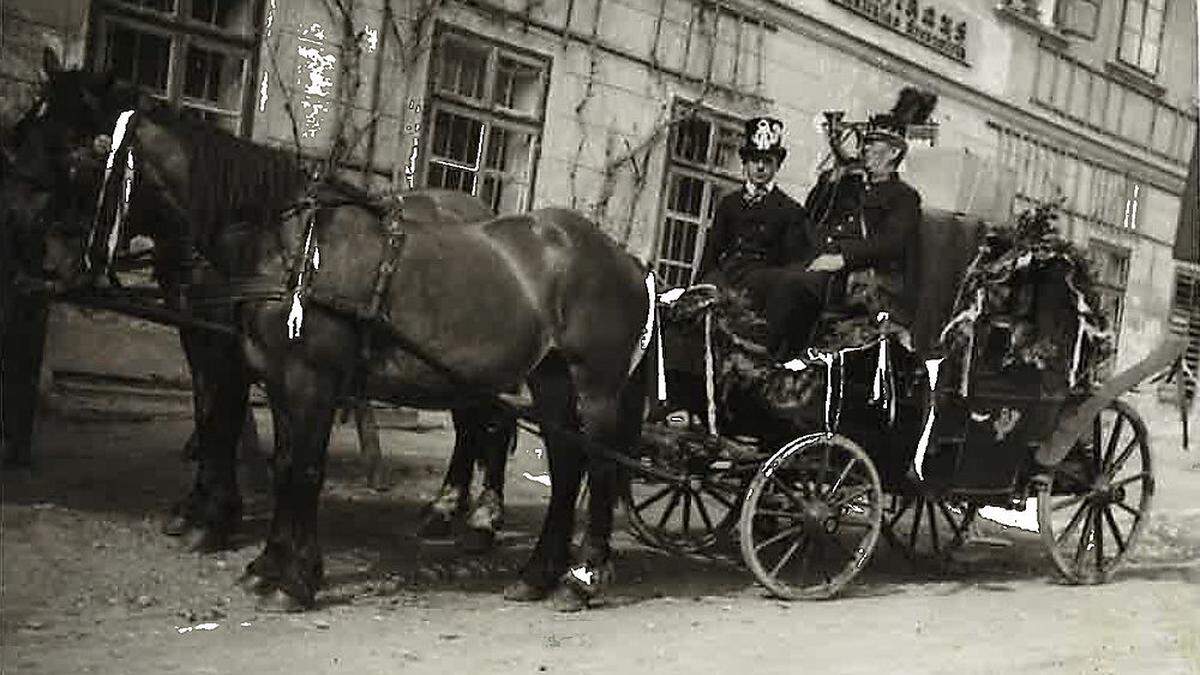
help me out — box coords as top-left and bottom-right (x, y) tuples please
(3, 391), (1199, 674)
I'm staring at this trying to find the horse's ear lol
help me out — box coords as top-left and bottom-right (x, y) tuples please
(42, 47), (63, 78)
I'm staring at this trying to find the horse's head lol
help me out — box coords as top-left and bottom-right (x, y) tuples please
(4, 48), (144, 291)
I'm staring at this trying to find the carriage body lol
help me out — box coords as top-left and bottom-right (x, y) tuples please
(627, 203), (1167, 599)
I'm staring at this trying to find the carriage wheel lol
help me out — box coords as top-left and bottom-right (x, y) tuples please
(1036, 399), (1153, 585)
(883, 495), (979, 562)
(622, 465), (745, 554)
(739, 433), (884, 600)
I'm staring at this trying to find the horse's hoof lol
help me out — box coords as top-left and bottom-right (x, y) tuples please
(162, 514), (191, 537)
(550, 584), (590, 613)
(460, 527), (496, 554)
(416, 513), (455, 539)
(255, 588), (309, 613)
(503, 580), (551, 603)
(183, 527), (230, 553)
(237, 572), (273, 596)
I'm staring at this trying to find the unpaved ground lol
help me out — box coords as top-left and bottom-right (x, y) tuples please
(3, 391), (1199, 675)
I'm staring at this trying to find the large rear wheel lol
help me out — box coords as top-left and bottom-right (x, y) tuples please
(1036, 399), (1153, 584)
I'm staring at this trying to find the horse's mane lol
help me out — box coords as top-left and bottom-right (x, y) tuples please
(142, 104), (310, 245)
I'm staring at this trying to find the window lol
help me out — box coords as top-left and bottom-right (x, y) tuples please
(1168, 265), (1200, 398)
(994, 124), (1141, 233)
(92, 0), (258, 134)
(422, 28), (548, 215)
(1088, 240), (1131, 359)
(1055, 0), (1100, 38)
(1118, 0), (1167, 74)
(653, 104), (744, 288)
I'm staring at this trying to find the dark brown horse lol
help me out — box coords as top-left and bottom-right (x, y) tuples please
(23, 51), (519, 554)
(32, 66), (652, 612)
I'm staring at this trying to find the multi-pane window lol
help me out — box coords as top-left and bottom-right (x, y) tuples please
(654, 104), (743, 288)
(92, 0), (258, 134)
(1055, 0), (1101, 38)
(1118, 0), (1167, 74)
(423, 28), (547, 215)
(1088, 240), (1131, 360)
(1168, 265), (1200, 398)
(994, 124), (1142, 233)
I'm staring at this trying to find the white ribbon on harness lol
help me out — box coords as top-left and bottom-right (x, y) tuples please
(912, 358), (945, 481)
(86, 109), (137, 274)
(704, 310), (718, 436)
(287, 221), (316, 340)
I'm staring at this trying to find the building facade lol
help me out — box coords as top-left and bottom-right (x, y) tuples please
(3, 0), (1197, 373)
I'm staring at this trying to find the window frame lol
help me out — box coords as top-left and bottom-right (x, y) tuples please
(419, 24), (551, 215)
(1116, 0), (1168, 76)
(652, 101), (745, 289)
(89, 0), (262, 136)
(1087, 238), (1132, 357)
(1054, 0), (1101, 39)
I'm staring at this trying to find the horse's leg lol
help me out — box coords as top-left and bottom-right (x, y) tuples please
(461, 403), (517, 553)
(416, 406), (476, 538)
(552, 363), (646, 612)
(354, 403), (386, 490)
(238, 398), (272, 494)
(505, 356), (585, 602)
(254, 356), (339, 612)
(239, 396), (293, 595)
(179, 339), (250, 552)
(164, 329), (217, 536)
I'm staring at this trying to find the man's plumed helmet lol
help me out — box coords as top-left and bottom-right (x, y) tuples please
(863, 87), (939, 159)
(739, 116), (787, 162)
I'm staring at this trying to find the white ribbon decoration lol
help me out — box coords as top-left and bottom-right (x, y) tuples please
(86, 109), (137, 273)
(287, 223), (316, 340)
(704, 310), (718, 436)
(912, 358), (945, 481)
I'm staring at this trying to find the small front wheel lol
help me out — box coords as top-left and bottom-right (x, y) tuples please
(739, 433), (884, 600)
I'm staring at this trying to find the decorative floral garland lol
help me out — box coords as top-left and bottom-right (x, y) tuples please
(937, 203), (1115, 396)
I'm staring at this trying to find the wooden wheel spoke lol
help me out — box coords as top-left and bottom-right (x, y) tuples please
(769, 532), (809, 578)
(767, 474), (807, 512)
(1072, 507), (1095, 574)
(754, 508), (804, 520)
(1092, 416), (1104, 469)
(828, 483), (874, 510)
(928, 502), (943, 553)
(1052, 494), (1087, 512)
(887, 498), (914, 530)
(756, 522), (806, 553)
(655, 489), (683, 531)
(827, 457), (858, 497)
(1056, 501), (1089, 546)
(907, 499), (924, 551)
(1093, 507), (1105, 570)
(699, 484), (737, 511)
(633, 484), (674, 513)
(817, 444), (832, 495)
(1106, 439), (1139, 476)
(693, 489), (717, 533)
(936, 502), (966, 545)
(1102, 506), (1127, 553)
(1102, 414), (1125, 472)
(681, 490), (692, 536)
(1110, 471), (1150, 490)
(1113, 501), (1142, 519)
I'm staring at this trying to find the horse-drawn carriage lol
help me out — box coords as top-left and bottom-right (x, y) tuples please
(620, 202), (1182, 600)
(7, 54), (1188, 611)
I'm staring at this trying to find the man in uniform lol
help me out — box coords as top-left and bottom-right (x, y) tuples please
(693, 116), (813, 358)
(767, 110), (924, 358)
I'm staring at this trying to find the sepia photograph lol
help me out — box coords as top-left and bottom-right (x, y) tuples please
(2, 0), (1198, 672)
